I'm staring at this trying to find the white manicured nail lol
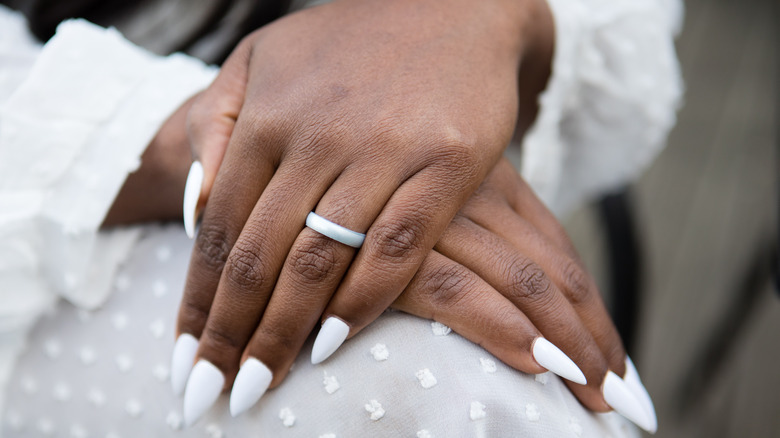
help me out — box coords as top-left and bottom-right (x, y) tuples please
(624, 357), (657, 433)
(230, 357), (273, 417)
(311, 317), (349, 365)
(603, 371), (654, 433)
(532, 337), (587, 385)
(171, 333), (199, 396)
(183, 360), (224, 427)
(183, 161), (204, 239)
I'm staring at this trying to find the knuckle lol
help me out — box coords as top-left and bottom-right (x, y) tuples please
(255, 322), (298, 352)
(201, 324), (243, 356)
(371, 216), (426, 261)
(289, 118), (348, 162)
(506, 259), (552, 302)
(428, 129), (480, 168)
(195, 223), (233, 272)
(224, 240), (270, 291)
(186, 96), (210, 133)
(289, 234), (340, 284)
(418, 263), (476, 309)
(560, 262), (593, 306)
(177, 297), (210, 332)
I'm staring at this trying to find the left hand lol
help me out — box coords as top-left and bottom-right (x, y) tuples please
(172, 0), (554, 423)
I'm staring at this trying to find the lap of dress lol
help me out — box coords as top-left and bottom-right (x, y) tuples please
(2, 226), (637, 438)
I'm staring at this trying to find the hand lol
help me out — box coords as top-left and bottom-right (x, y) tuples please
(392, 159), (657, 432)
(171, 0), (555, 425)
(105, 103), (654, 431)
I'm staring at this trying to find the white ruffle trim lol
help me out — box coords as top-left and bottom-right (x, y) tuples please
(0, 20), (217, 321)
(521, 0), (684, 216)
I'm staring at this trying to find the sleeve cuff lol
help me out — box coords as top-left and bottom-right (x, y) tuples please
(0, 19), (218, 309)
(521, 0), (684, 216)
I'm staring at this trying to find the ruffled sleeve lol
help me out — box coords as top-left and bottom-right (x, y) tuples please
(0, 18), (217, 325)
(521, 0), (684, 216)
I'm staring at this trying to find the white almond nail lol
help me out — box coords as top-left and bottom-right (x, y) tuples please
(171, 334), (199, 396)
(230, 357), (273, 417)
(183, 161), (204, 239)
(531, 337), (587, 385)
(183, 360), (224, 427)
(624, 357), (657, 433)
(603, 370), (654, 433)
(311, 317), (350, 365)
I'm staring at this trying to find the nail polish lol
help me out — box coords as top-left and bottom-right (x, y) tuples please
(624, 357), (657, 433)
(230, 357), (273, 417)
(171, 333), (199, 396)
(531, 337), (587, 385)
(603, 371), (654, 433)
(183, 161), (204, 239)
(311, 317), (349, 365)
(183, 360), (224, 427)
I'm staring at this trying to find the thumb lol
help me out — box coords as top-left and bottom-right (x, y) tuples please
(183, 38), (251, 238)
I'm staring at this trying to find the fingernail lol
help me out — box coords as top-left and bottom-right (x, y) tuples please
(603, 370), (654, 433)
(624, 357), (657, 433)
(171, 333), (199, 396)
(183, 360), (224, 427)
(311, 317), (349, 365)
(531, 337), (587, 385)
(230, 357), (273, 417)
(183, 161), (204, 239)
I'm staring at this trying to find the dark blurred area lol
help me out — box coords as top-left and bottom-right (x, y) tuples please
(564, 0), (779, 436)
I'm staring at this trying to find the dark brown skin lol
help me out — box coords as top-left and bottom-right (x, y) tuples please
(106, 0), (625, 413)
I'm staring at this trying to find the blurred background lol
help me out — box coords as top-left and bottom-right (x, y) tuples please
(563, 0), (778, 435)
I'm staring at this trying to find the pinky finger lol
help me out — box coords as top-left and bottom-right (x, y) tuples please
(392, 251), (586, 385)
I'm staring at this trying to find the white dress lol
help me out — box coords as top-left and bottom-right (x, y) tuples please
(0, 1), (683, 436)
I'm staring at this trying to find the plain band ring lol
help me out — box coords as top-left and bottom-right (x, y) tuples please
(305, 212), (366, 248)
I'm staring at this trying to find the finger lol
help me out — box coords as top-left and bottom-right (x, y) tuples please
(435, 215), (612, 412)
(459, 168), (656, 431)
(315, 158), (481, 362)
(182, 36), (252, 235)
(172, 111), (278, 396)
(219, 168), (401, 417)
(393, 251), (580, 378)
(471, 195), (626, 375)
(466, 206), (657, 430)
(189, 147), (405, 423)
(180, 158), (330, 426)
(460, 159), (627, 372)
(461, 158), (579, 258)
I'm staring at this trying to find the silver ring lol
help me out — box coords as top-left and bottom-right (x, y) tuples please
(305, 212), (366, 248)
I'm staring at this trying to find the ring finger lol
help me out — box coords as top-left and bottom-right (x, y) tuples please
(186, 165), (401, 422)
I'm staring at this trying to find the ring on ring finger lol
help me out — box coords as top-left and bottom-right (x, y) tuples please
(305, 212), (366, 248)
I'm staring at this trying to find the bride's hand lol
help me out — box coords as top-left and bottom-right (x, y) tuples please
(393, 159), (656, 432)
(106, 104), (654, 431)
(171, 0), (556, 425)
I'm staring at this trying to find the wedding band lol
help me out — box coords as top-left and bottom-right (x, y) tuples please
(305, 212), (366, 248)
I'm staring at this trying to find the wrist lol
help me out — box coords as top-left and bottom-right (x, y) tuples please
(515, 0), (555, 138)
(102, 96), (195, 227)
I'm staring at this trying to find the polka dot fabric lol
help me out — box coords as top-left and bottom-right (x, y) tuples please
(2, 226), (638, 437)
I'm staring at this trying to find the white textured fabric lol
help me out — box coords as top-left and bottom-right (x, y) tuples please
(0, 0), (682, 435)
(0, 7), (218, 422)
(2, 226), (639, 437)
(521, 0), (683, 215)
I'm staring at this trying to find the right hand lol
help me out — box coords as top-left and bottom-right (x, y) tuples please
(393, 158), (657, 433)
